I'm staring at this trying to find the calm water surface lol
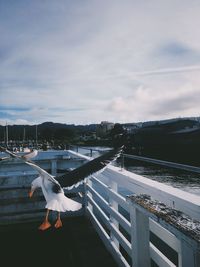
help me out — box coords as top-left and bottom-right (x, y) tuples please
(118, 160), (200, 196)
(74, 147), (200, 196)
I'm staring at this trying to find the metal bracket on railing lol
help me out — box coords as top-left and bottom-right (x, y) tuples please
(121, 153), (124, 170)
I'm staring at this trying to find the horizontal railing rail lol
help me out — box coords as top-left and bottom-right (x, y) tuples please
(69, 144), (111, 157)
(69, 144), (111, 152)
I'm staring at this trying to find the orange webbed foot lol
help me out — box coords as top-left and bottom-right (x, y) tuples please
(38, 220), (51, 231)
(54, 218), (62, 229)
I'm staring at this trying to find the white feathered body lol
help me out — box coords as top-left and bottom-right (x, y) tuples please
(28, 160), (82, 212)
(32, 176), (81, 212)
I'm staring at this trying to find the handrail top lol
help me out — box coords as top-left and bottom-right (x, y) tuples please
(127, 194), (200, 243)
(103, 164), (200, 205)
(67, 150), (92, 161)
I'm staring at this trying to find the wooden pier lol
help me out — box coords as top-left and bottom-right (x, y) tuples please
(1, 216), (118, 267)
(1, 149), (200, 267)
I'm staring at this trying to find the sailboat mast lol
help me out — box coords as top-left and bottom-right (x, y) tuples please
(5, 122), (8, 147)
(35, 124), (38, 149)
(23, 127), (26, 144)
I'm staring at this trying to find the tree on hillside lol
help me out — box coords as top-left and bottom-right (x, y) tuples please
(54, 128), (75, 140)
(109, 123), (126, 148)
(110, 123), (125, 137)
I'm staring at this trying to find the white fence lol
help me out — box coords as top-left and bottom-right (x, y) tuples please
(84, 165), (200, 267)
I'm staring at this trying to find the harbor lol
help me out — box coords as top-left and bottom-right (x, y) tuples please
(1, 1), (200, 266)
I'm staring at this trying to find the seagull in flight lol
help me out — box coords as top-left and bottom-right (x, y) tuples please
(0, 146), (122, 230)
(0, 147), (81, 230)
(26, 160), (82, 230)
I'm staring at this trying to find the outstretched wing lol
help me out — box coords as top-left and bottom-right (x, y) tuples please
(0, 146), (61, 192)
(57, 146), (123, 188)
(25, 161), (62, 193)
(25, 161), (52, 178)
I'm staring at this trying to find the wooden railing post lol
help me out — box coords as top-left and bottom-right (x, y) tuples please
(180, 239), (200, 267)
(84, 178), (89, 213)
(51, 159), (57, 176)
(129, 204), (151, 267)
(108, 179), (119, 249)
(87, 177), (93, 213)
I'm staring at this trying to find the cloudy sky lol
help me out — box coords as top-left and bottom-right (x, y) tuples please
(1, 0), (200, 125)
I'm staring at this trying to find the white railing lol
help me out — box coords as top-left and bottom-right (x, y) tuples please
(84, 165), (200, 267)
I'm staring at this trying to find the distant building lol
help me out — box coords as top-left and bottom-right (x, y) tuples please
(96, 121), (114, 137)
(79, 132), (97, 141)
(122, 123), (141, 134)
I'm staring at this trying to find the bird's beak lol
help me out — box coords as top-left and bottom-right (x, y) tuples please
(29, 189), (34, 198)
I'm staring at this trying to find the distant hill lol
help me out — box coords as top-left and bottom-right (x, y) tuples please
(0, 122), (98, 142)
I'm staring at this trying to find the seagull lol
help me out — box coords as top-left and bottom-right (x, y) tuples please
(27, 160), (82, 230)
(0, 146), (123, 230)
(0, 146), (81, 230)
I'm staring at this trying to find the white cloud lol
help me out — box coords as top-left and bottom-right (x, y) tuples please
(107, 74), (200, 122)
(0, 1), (200, 124)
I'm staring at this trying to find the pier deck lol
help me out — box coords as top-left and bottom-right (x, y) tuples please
(1, 216), (118, 267)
